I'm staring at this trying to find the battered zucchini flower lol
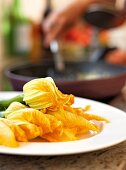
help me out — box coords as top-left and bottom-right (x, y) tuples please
(23, 77), (74, 110)
(4, 102), (27, 118)
(0, 120), (18, 147)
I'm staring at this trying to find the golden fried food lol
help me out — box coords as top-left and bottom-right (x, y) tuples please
(0, 77), (109, 147)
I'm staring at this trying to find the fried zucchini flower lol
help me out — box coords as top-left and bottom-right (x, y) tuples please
(47, 106), (99, 135)
(0, 119), (18, 147)
(4, 102), (27, 118)
(7, 108), (63, 136)
(0, 117), (41, 143)
(23, 77), (74, 111)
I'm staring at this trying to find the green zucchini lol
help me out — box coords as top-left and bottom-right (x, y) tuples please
(0, 94), (24, 111)
(0, 111), (5, 118)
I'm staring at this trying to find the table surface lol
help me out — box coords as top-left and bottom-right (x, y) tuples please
(0, 92), (126, 170)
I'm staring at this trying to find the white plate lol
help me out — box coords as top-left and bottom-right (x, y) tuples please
(0, 92), (126, 156)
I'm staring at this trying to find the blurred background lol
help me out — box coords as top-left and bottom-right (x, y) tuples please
(0, 0), (126, 92)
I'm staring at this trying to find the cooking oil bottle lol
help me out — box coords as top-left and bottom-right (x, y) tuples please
(4, 0), (32, 57)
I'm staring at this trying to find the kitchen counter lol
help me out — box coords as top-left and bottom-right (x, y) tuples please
(0, 91), (126, 170)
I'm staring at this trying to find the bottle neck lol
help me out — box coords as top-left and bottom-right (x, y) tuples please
(12, 0), (21, 17)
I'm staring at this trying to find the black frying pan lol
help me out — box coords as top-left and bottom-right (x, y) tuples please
(5, 61), (126, 100)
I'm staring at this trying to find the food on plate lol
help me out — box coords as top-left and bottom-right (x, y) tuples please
(0, 120), (19, 147)
(23, 77), (74, 110)
(0, 77), (109, 147)
(4, 102), (27, 118)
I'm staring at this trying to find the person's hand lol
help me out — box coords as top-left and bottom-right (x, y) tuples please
(43, 0), (115, 46)
(43, 0), (96, 46)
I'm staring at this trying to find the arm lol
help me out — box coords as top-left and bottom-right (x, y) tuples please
(43, 0), (115, 46)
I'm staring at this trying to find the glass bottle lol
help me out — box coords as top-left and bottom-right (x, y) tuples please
(5, 0), (32, 56)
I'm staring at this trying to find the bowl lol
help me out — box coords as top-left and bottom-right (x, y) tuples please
(5, 61), (126, 100)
